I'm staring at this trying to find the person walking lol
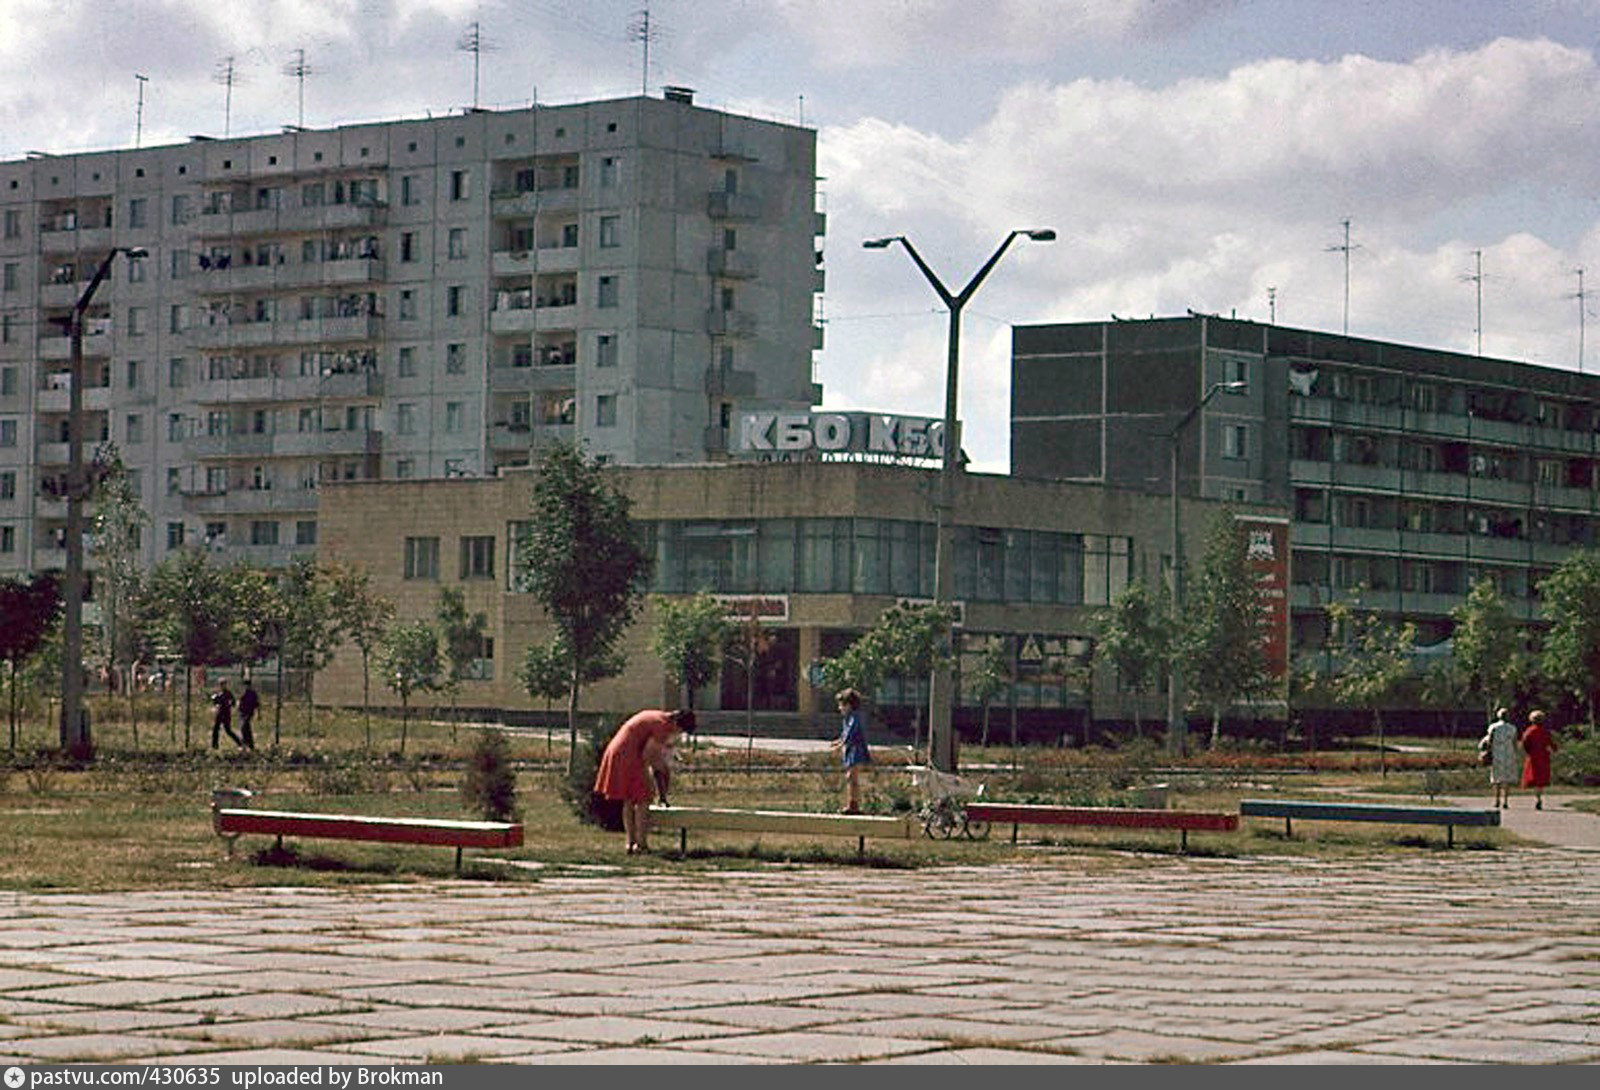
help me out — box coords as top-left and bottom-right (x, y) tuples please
(237, 679), (260, 750)
(593, 708), (696, 854)
(1481, 707), (1519, 809)
(830, 687), (871, 814)
(1520, 709), (1559, 810)
(210, 679), (241, 749)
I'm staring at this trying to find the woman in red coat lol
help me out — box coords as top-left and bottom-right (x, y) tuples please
(1519, 709), (1559, 810)
(593, 708), (695, 853)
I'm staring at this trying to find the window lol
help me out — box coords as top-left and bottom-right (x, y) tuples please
(2, 263), (16, 292)
(1223, 424), (1248, 459)
(600, 157), (618, 187)
(1, 316), (12, 344)
(169, 304), (186, 333)
(127, 198), (147, 229)
(127, 306), (146, 336)
(598, 215), (619, 248)
(448, 228), (466, 259)
(404, 536), (440, 579)
(0, 526), (12, 554)
(125, 360), (140, 389)
(168, 357), (186, 387)
(400, 231), (416, 262)
(450, 170), (469, 201)
(166, 413), (184, 441)
(395, 458), (414, 479)
(0, 366), (14, 394)
(0, 471), (13, 500)
(446, 343), (466, 373)
(248, 520), (279, 546)
(0, 419), (15, 447)
(301, 182), (325, 207)
(460, 535), (495, 579)
(561, 223), (578, 248)
(166, 522), (185, 550)
(169, 249), (188, 279)
(295, 520), (317, 546)
(126, 414), (143, 444)
(596, 393), (617, 427)
(166, 468), (180, 495)
(204, 521), (227, 548)
(398, 290), (416, 320)
(170, 194), (190, 225)
(445, 401), (463, 433)
(446, 285), (464, 316)
(2, 210), (20, 238)
(597, 276), (617, 308)
(401, 175), (419, 205)
(396, 403), (416, 435)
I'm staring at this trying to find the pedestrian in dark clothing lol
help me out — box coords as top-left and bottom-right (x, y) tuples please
(237, 679), (260, 750)
(211, 679), (241, 749)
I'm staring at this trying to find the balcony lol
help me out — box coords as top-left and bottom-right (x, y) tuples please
(182, 488), (318, 515)
(40, 281), (85, 308)
(704, 367), (756, 397)
(192, 257), (384, 295)
(490, 423), (532, 452)
(35, 441), (101, 467)
(233, 543), (315, 569)
(187, 314), (382, 349)
(184, 432), (275, 459)
(492, 246), (580, 276)
(707, 191), (763, 220)
(39, 334), (112, 361)
(39, 225), (114, 253)
(706, 308), (758, 337)
(707, 249), (759, 279)
(37, 383), (112, 414)
(197, 201), (385, 236)
(272, 428), (382, 458)
(491, 188), (580, 218)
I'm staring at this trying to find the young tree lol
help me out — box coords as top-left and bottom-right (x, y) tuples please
(0, 574), (61, 750)
(1090, 579), (1172, 737)
(1324, 597), (1418, 777)
(87, 450), (150, 713)
(516, 442), (651, 771)
(1450, 576), (1530, 719)
(325, 560), (395, 749)
(1537, 551), (1600, 730)
(142, 549), (250, 747)
(276, 558), (342, 734)
(437, 586), (489, 735)
(821, 602), (955, 761)
(1179, 512), (1273, 749)
(378, 620), (440, 755)
(722, 604), (775, 767)
(649, 592), (728, 710)
(966, 637), (1011, 748)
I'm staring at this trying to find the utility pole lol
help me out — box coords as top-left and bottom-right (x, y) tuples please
(134, 74), (148, 148)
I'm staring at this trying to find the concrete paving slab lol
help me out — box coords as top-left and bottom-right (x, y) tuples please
(149, 991), (376, 1020)
(683, 1028), (937, 1061)
(2, 1032), (216, 1061)
(479, 1014), (742, 1045)
(322, 1032), (573, 1060)
(497, 1045), (775, 1064)
(314, 1007), (537, 1034)
(6, 979), (239, 1006)
(868, 1046), (1108, 1064)
(10, 1008), (203, 1033)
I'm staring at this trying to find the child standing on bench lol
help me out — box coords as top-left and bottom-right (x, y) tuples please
(831, 688), (871, 814)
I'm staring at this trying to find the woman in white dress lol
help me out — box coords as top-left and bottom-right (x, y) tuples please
(1482, 708), (1520, 809)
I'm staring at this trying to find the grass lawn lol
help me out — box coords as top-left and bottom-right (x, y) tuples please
(0, 696), (1541, 891)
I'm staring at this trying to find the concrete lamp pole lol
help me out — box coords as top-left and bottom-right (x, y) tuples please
(1165, 379), (1248, 756)
(60, 245), (146, 757)
(862, 228), (1055, 772)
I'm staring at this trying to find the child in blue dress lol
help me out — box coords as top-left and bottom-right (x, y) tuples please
(831, 687), (871, 813)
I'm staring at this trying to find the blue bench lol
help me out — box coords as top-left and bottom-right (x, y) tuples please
(1239, 799), (1500, 847)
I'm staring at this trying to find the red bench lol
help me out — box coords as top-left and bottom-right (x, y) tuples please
(214, 808), (524, 873)
(963, 802), (1238, 853)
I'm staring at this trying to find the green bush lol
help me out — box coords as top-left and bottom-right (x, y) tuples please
(559, 718), (622, 830)
(1554, 729), (1600, 787)
(461, 729), (519, 821)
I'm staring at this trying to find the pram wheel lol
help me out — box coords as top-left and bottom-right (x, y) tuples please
(923, 807), (958, 839)
(963, 817), (991, 840)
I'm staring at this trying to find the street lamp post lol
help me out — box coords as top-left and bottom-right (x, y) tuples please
(863, 229), (1055, 772)
(1165, 379), (1248, 755)
(60, 245), (146, 756)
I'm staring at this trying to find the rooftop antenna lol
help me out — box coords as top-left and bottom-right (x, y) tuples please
(1324, 218), (1360, 335)
(458, 20), (494, 109)
(627, 6), (660, 95)
(283, 48), (314, 129)
(134, 73), (149, 148)
(213, 56), (240, 137)
(1268, 286), (1277, 325)
(1572, 267), (1589, 375)
(1459, 249), (1486, 356)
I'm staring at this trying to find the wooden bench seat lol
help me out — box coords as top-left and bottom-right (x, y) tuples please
(963, 802), (1238, 853)
(1239, 799), (1499, 847)
(214, 808), (524, 872)
(650, 805), (918, 857)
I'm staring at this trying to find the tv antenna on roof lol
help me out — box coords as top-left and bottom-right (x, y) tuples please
(1459, 249), (1487, 356)
(1572, 267), (1590, 375)
(213, 56), (242, 137)
(283, 48), (314, 129)
(1324, 219), (1362, 335)
(134, 74), (149, 148)
(627, 5), (661, 95)
(458, 20), (495, 110)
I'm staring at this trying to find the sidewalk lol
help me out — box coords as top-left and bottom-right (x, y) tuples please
(0, 846), (1595, 1064)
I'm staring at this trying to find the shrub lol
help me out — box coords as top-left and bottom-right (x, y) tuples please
(1554, 729), (1600, 787)
(559, 717), (623, 831)
(461, 729), (519, 821)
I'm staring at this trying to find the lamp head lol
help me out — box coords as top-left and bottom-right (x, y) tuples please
(862, 237), (900, 249)
(1023, 229), (1057, 242)
(1220, 380), (1248, 393)
(123, 246), (149, 259)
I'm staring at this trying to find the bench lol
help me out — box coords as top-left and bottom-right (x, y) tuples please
(963, 802), (1239, 853)
(649, 805), (918, 858)
(213, 808), (525, 872)
(1239, 799), (1500, 847)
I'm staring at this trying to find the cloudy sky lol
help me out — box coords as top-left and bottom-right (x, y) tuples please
(3, 0), (1598, 471)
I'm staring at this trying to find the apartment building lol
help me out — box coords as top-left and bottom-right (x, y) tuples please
(1011, 316), (1600, 670)
(0, 89), (825, 575)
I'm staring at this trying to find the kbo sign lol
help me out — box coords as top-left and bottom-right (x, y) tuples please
(732, 412), (947, 460)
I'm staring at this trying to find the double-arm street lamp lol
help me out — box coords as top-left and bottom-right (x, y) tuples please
(863, 228), (1055, 772)
(1165, 379), (1248, 755)
(60, 245), (147, 756)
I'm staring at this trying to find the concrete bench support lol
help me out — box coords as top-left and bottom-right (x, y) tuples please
(214, 808), (524, 872)
(1239, 799), (1499, 848)
(963, 802), (1238, 853)
(650, 806), (918, 858)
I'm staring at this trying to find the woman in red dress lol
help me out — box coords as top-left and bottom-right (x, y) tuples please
(1519, 709), (1559, 810)
(593, 708), (695, 853)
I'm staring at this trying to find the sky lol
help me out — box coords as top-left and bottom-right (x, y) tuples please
(2, 0), (1598, 472)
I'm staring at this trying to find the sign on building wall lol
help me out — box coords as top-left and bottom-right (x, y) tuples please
(730, 411), (947, 463)
(1235, 514), (1290, 699)
(714, 594), (790, 623)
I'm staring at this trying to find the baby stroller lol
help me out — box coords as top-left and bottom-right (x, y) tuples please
(908, 765), (990, 840)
